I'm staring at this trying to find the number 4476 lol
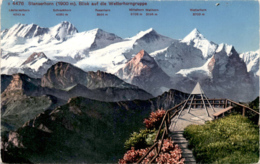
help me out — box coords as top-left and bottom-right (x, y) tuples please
(13, 1), (24, 5)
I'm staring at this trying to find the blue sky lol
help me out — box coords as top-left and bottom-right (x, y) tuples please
(1, 0), (259, 53)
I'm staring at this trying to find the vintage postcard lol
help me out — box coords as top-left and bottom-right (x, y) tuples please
(1, 0), (259, 163)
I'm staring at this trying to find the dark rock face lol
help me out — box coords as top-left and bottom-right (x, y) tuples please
(86, 70), (137, 89)
(89, 29), (123, 50)
(136, 29), (160, 43)
(149, 89), (189, 110)
(24, 24), (49, 38)
(1, 75), (12, 92)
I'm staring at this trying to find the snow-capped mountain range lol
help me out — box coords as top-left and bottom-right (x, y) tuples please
(1, 21), (259, 101)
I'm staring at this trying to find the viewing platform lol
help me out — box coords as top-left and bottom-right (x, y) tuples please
(170, 107), (224, 131)
(136, 82), (259, 163)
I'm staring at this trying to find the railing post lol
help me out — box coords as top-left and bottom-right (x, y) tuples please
(154, 145), (158, 156)
(165, 121), (169, 136)
(242, 107), (245, 116)
(167, 112), (170, 124)
(135, 142), (158, 164)
(225, 99), (228, 108)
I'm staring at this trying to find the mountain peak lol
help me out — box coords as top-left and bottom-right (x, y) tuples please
(119, 50), (157, 72)
(140, 28), (155, 34)
(41, 62), (87, 89)
(133, 28), (157, 40)
(3, 23), (49, 39)
(138, 49), (148, 56)
(88, 28), (122, 50)
(182, 28), (205, 42)
(22, 52), (48, 65)
(191, 28), (200, 34)
(216, 43), (234, 55)
(51, 21), (78, 40)
(145, 28), (155, 33)
(116, 50), (171, 95)
(133, 50), (155, 63)
(180, 28), (217, 58)
(55, 21), (76, 29)
(93, 28), (103, 32)
(92, 28), (108, 35)
(59, 21), (72, 25)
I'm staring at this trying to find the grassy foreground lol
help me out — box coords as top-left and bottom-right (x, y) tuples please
(184, 115), (259, 164)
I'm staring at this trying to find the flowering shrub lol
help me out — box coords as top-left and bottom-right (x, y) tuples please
(124, 129), (158, 150)
(118, 147), (155, 164)
(119, 138), (184, 164)
(144, 109), (166, 129)
(156, 139), (184, 164)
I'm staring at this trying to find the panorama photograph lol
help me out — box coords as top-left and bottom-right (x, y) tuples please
(0, 0), (259, 163)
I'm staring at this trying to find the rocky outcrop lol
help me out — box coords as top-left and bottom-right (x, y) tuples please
(41, 62), (87, 89)
(1, 74), (40, 98)
(68, 84), (153, 101)
(87, 70), (137, 89)
(150, 89), (188, 110)
(41, 62), (139, 90)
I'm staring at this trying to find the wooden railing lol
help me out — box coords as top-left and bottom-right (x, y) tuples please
(135, 101), (186, 163)
(135, 98), (259, 163)
(226, 99), (259, 115)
